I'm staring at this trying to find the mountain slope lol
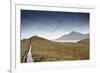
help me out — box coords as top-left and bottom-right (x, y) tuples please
(78, 38), (89, 44)
(21, 39), (30, 63)
(56, 31), (89, 41)
(21, 36), (89, 62)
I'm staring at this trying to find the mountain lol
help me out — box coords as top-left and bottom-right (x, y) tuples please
(56, 31), (89, 42)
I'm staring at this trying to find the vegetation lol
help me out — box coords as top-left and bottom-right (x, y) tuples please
(21, 36), (89, 63)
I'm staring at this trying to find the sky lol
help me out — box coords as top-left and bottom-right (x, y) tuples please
(21, 10), (89, 40)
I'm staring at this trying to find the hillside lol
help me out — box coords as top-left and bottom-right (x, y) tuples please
(21, 39), (30, 63)
(21, 36), (89, 63)
(78, 38), (89, 44)
(56, 31), (89, 41)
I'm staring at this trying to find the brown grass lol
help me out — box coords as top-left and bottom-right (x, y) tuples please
(21, 37), (89, 63)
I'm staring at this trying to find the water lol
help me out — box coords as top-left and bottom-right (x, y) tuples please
(26, 44), (33, 63)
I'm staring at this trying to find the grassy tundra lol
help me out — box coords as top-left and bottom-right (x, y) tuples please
(21, 36), (89, 63)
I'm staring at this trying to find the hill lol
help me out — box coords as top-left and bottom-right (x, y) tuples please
(78, 38), (89, 44)
(21, 36), (89, 63)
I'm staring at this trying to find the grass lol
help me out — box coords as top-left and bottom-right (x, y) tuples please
(20, 39), (30, 63)
(21, 36), (89, 63)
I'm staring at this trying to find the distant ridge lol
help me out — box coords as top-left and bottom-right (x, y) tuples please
(56, 31), (89, 42)
(30, 36), (47, 40)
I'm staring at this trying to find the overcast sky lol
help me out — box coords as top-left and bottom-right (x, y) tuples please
(21, 10), (89, 40)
